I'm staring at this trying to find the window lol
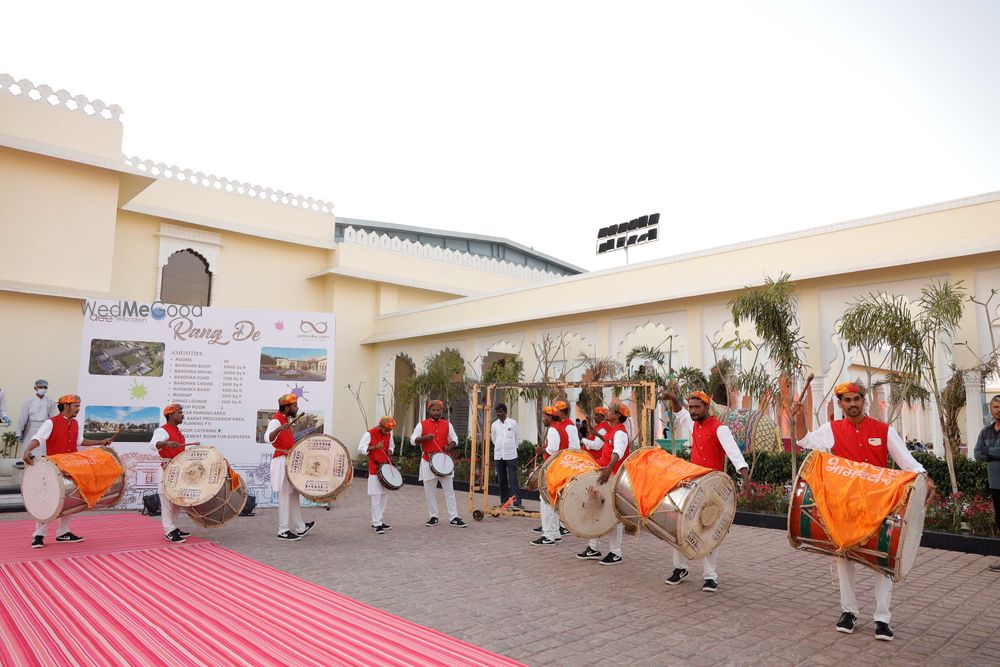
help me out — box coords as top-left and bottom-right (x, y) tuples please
(160, 249), (212, 306)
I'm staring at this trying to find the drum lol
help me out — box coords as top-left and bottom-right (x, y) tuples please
(525, 461), (544, 491)
(557, 470), (617, 538)
(429, 452), (455, 477)
(787, 453), (928, 582)
(163, 446), (247, 528)
(377, 463), (404, 490)
(21, 447), (126, 522)
(613, 447), (737, 560)
(286, 434), (353, 502)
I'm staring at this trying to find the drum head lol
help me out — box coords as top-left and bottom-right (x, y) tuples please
(429, 452), (455, 477)
(287, 434), (352, 501)
(163, 446), (229, 507)
(21, 458), (67, 522)
(378, 463), (404, 489)
(676, 471), (737, 560)
(896, 474), (928, 581)
(557, 471), (617, 538)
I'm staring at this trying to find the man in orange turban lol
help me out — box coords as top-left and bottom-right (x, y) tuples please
(152, 404), (201, 543)
(531, 406), (577, 546)
(359, 416), (397, 534)
(792, 381), (935, 641)
(264, 393), (315, 541)
(410, 399), (466, 527)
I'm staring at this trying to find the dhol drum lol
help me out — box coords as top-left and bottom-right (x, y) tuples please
(613, 447), (737, 560)
(286, 434), (353, 502)
(163, 446), (247, 528)
(557, 469), (617, 538)
(788, 451), (928, 582)
(377, 462), (404, 490)
(429, 451), (455, 477)
(22, 447), (126, 522)
(525, 460), (544, 491)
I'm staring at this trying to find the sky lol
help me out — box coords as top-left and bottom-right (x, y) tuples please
(3, 1), (999, 271)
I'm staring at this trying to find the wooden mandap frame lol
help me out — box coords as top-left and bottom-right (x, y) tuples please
(468, 380), (657, 521)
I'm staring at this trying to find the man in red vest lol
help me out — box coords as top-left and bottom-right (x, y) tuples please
(22, 394), (113, 548)
(531, 406), (571, 546)
(660, 390), (750, 592)
(358, 416), (396, 534)
(578, 403), (632, 565)
(265, 394), (315, 541)
(410, 400), (466, 527)
(580, 406), (611, 461)
(793, 381), (935, 642)
(152, 404), (200, 543)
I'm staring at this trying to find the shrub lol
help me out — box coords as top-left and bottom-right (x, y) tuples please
(912, 452), (989, 496)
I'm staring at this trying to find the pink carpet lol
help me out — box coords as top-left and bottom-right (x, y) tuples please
(0, 515), (523, 667)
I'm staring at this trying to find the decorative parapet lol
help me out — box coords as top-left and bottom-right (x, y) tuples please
(342, 226), (561, 282)
(0, 73), (122, 122)
(124, 156), (335, 215)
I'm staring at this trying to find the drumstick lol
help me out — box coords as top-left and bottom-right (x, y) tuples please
(795, 373), (815, 405)
(106, 427), (124, 445)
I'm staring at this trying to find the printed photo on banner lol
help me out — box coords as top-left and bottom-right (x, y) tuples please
(83, 406), (160, 442)
(259, 347), (327, 381)
(255, 409), (325, 443)
(89, 339), (165, 377)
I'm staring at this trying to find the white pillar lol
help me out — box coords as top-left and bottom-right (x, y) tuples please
(810, 377), (827, 428)
(963, 373), (985, 460)
(929, 387), (945, 457)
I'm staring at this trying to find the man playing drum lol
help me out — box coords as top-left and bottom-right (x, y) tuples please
(577, 403), (631, 564)
(152, 404), (199, 544)
(531, 406), (578, 546)
(792, 382), (935, 642)
(265, 394), (316, 542)
(580, 406), (611, 461)
(358, 416), (396, 534)
(410, 400), (467, 528)
(22, 394), (114, 548)
(660, 390), (750, 592)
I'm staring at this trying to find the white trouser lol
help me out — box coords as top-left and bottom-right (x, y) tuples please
(371, 493), (389, 526)
(837, 558), (892, 623)
(423, 476), (458, 521)
(159, 489), (182, 534)
(34, 516), (71, 537)
(672, 546), (718, 580)
(540, 501), (560, 540)
(278, 478), (305, 535)
(588, 523), (625, 556)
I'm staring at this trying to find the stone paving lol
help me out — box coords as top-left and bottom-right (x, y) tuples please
(3, 485), (1000, 666)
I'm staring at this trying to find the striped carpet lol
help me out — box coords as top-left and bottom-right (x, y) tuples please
(0, 516), (523, 666)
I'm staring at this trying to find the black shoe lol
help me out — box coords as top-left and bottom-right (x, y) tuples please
(532, 526), (544, 533)
(665, 568), (689, 585)
(164, 529), (186, 544)
(380, 523), (392, 531)
(176, 529), (191, 538)
(31, 536), (43, 549)
(874, 622), (894, 641)
(577, 547), (602, 560)
(374, 525), (385, 535)
(702, 579), (718, 592)
(297, 521), (316, 536)
(530, 536), (557, 546)
(425, 517), (440, 527)
(836, 612), (857, 634)
(56, 532), (84, 543)
(599, 553), (623, 566)
(559, 526), (571, 536)
(277, 530), (301, 541)
(450, 517), (467, 528)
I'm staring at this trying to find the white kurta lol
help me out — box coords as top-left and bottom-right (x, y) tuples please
(491, 418), (520, 461)
(410, 420), (458, 482)
(17, 394), (58, 449)
(358, 431), (396, 495)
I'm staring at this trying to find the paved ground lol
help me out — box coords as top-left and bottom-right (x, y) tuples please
(4, 486), (1000, 666)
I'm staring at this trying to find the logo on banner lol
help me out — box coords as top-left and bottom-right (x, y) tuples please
(300, 320), (328, 334)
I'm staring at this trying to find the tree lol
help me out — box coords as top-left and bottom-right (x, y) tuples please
(399, 349), (469, 425)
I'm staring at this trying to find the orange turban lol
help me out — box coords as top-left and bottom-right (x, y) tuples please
(543, 406), (560, 417)
(379, 416), (397, 430)
(834, 382), (866, 398)
(687, 391), (712, 406)
(554, 400), (569, 412)
(163, 404), (182, 416)
(426, 399), (444, 409)
(612, 403), (631, 418)
(278, 393), (298, 407)
(593, 406), (609, 415)
(58, 394), (81, 405)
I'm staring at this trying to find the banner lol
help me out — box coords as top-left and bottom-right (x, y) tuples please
(77, 300), (335, 508)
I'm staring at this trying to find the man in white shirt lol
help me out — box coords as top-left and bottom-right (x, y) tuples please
(589, 403), (632, 565)
(411, 400), (467, 527)
(264, 394), (316, 541)
(358, 416), (397, 534)
(16, 379), (57, 454)
(491, 403), (522, 509)
(530, 406), (571, 546)
(151, 404), (199, 543)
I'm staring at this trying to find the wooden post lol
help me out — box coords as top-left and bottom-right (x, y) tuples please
(468, 383), (480, 513)
(482, 385), (493, 515)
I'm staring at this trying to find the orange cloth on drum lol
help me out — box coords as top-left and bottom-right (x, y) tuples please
(625, 449), (712, 518)
(228, 465), (242, 492)
(48, 449), (123, 508)
(545, 450), (599, 505)
(800, 451), (917, 551)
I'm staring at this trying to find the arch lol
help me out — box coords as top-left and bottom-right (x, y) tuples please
(618, 322), (684, 372)
(160, 249), (212, 306)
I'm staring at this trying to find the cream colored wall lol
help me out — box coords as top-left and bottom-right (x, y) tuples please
(0, 148), (121, 293)
(0, 91), (123, 161)
(110, 211), (161, 300)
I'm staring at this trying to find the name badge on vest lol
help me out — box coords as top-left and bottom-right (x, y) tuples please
(868, 438), (883, 447)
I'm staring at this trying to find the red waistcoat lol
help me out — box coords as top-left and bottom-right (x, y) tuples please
(691, 416), (727, 471)
(159, 423), (186, 460)
(543, 422), (570, 461)
(271, 412), (295, 458)
(419, 419), (451, 461)
(831, 417), (890, 468)
(366, 427), (392, 473)
(599, 423), (630, 473)
(46, 416), (79, 456)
